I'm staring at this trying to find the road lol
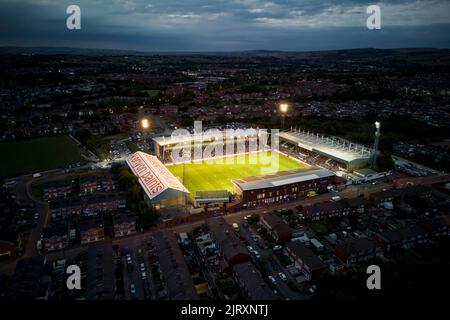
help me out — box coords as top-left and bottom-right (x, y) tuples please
(165, 173), (450, 237)
(239, 224), (306, 300)
(123, 248), (145, 300)
(168, 181), (394, 234)
(11, 176), (48, 259)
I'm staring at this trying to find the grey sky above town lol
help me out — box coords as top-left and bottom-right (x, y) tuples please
(1, 0), (450, 52)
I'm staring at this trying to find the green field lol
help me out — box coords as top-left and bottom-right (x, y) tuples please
(168, 151), (304, 198)
(141, 89), (161, 97)
(0, 135), (85, 179)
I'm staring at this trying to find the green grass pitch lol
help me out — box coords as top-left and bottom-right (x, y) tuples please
(167, 151), (305, 198)
(0, 135), (85, 179)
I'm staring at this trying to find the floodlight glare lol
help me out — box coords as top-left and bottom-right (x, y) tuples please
(141, 118), (150, 129)
(280, 103), (288, 113)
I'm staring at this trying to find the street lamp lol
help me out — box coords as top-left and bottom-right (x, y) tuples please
(279, 103), (288, 130)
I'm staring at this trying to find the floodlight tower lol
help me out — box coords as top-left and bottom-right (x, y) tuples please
(141, 118), (150, 130)
(279, 103), (288, 130)
(139, 117), (151, 151)
(370, 121), (381, 168)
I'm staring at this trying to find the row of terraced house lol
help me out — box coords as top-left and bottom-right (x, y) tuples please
(49, 193), (126, 223)
(42, 175), (117, 200)
(42, 212), (137, 252)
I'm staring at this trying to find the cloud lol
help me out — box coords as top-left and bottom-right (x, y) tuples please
(0, 0), (449, 51)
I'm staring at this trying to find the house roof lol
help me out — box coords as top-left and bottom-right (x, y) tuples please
(377, 225), (427, 243)
(303, 201), (344, 215)
(345, 196), (368, 207)
(152, 230), (198, 300)
(285, 242), (326, 271)
(421, 216), (450, 232)
(336, 238), (380, 255)
(86, 243), (114, 300)
(80, 218), (103, 232)
(261, 212), (292, 235)
(43, 225), (68, 239)
(206, 218), (250, 263)
(113, 212), (136, 225)
(370, 185), (431, 202)
(232, 262), (277, 300)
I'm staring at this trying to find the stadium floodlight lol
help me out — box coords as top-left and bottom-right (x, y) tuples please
(279, 103), (288, 113)
(279, 103), (288, 130)
(370, 121), (381, 168)
(141, 118), (150, 129)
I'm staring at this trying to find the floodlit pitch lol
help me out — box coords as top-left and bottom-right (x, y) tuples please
(167, 151), (305, 199)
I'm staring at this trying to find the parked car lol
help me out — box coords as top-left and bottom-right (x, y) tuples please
(130, 283), (136, 295)
(273, 245), (283, 251)
(278, 272), (287, 281)
(268, 276), (277, 285)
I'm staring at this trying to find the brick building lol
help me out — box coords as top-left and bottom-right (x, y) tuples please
(232, 167), (335, 208)
(260, 212), (292, 242)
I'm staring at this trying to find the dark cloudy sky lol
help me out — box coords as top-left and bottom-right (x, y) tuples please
(1, 0), (449, 52)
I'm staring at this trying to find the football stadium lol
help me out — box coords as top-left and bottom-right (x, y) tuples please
(126, 128), (345, 210)
(167, 151), (304, 198)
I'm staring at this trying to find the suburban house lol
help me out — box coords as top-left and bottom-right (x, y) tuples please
(260, 212), (293, 242)
(335, 238), (384, 264)
(285, 242), (327, 280)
